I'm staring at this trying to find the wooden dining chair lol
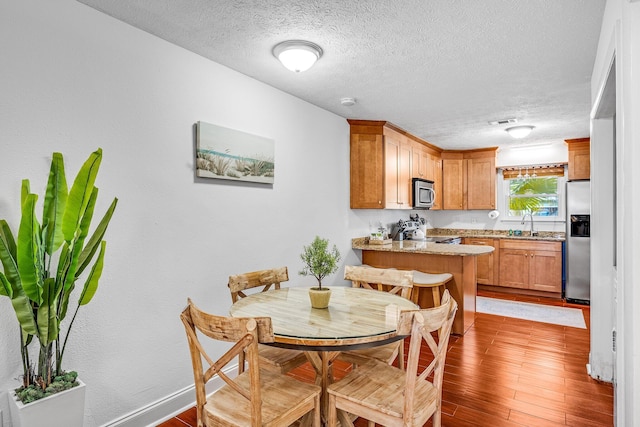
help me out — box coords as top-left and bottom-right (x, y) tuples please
(228, 266), (308, 374)
(181, 299), (321, 427)
(340, 265), (414, 369)
(327, 290), (458, 427)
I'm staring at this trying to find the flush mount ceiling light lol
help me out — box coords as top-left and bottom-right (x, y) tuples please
(340, 97), (356, 106)
(505, 125), (535, 139)
(272, 40), (323, 72)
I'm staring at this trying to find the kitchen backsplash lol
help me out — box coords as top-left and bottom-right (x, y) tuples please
(349, 208), (566, 243)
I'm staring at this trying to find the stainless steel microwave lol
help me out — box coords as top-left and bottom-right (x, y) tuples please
(412, 178), (435, 209)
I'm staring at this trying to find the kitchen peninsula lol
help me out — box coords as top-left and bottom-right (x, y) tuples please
(352, 237), (494, 335)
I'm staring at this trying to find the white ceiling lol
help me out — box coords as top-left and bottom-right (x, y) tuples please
(77, 0), (605, 151)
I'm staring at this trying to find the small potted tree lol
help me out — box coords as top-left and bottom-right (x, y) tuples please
(299, 236), (341, 309)
(0, 149), (117, 427)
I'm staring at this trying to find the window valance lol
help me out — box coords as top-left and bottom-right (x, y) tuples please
(500, 163), (566, 179)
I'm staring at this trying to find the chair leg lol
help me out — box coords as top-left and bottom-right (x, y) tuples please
(327, 394), (337, 427)
(367, 421), (375, 427)
(433, 408), (442, 427)
(431, 285), (442, 307)
(313, 393), (321, 427)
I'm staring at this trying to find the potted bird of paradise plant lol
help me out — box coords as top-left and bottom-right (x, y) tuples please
(0, 148), (117, 427)
(299, 236), (341, 309)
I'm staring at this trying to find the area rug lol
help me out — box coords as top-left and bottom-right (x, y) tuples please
(476, 296), (587, 329)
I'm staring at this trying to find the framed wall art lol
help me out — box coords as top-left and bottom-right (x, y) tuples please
(196, 121), (275, 184)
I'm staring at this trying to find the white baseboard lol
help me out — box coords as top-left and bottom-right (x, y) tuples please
(101, 366), (238, 427)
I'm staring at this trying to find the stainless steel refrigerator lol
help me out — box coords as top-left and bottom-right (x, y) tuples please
(565, 180), (591, 303)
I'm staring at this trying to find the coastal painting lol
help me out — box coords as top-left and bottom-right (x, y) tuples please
(196, 121), (275, 184)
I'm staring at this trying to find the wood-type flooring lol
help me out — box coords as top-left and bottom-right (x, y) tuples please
(159, 290), (613, 426)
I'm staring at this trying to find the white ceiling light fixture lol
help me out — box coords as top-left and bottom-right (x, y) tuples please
(341, 97), (356, 106)
(505, 125), (535, 139)
(272, 40), (323, 73)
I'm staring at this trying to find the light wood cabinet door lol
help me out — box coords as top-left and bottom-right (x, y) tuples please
(529, 250), (562, 292)
(412, 143), (428, 179)
(429, 155), (443, 210)
(467, 156), (496, 209)
(464, 238), (498, 284)
(384, 133), (412, 209)
(350, 133), (384, 208)
(498, 239), (562, 293)
(566, 138), (590, 180)
(499, 248), (530, 289)
(442, 158), (464, 209)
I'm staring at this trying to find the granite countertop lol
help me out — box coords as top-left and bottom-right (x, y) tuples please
(352, 238), (494, 256)
(428, 228), (565, 242)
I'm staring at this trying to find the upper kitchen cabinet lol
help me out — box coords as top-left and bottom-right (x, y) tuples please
(384, 127), (412, 209)
(442, 153), (465, 209)
(412, 141), (442, 210)
(565, 137), (590, 180)
(441, 148), (497, 210)
(349, 120), (417, 209)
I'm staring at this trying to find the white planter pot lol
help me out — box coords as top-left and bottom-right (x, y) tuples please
(8, 379), (86, 427)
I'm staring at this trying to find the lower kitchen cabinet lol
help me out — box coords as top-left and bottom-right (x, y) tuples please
(498, 239), (562, 294)
(464, 238), (499, 285)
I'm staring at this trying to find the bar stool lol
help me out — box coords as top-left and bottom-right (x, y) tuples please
(412, 271), (453, 307)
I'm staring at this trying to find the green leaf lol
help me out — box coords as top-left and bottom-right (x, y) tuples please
(62, 149), (102, 243)
(42, 153), (68, 256)
(1, 271), (38, 336)
(21, 180), (30, 208)
(37, 277), (60, 346)
(76, 197), (117, 277)
(62, 187), (98, 294)
(79, 241), (106, 305)
(0, 271), (12, 297)
(0, 219), (20, 290)
(17, 193), (44, 304)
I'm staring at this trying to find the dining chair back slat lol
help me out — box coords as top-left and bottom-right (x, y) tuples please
(228, 266), (289, 303)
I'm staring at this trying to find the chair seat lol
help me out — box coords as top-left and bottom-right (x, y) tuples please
(412, 271), (452, 286)
(205, 367), (321, 427)
(328, 359), (437, 426)
(257, 344), (308, 372)
(338, 342), (401, 367)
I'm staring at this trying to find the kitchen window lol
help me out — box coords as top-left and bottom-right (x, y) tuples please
(498, 166), (566, 222)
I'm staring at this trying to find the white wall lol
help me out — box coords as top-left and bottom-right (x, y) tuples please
(0, 1), (354, 426)
(591, 0), (640, 425)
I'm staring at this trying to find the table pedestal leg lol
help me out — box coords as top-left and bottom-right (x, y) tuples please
(305, 350), (340, 425)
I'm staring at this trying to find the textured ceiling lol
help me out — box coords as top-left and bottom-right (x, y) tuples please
(77, 0), (605, 150)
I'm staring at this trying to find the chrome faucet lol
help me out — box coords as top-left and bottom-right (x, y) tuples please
(521, 213), (537, 236)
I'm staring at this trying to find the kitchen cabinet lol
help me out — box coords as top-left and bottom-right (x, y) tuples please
(498, 239), (562, 294)
(466, 154), (496, 209)
(441, 148), (497, 210)
(349, 120), (442, 210)
(385, 129), (412, 209)
(412, 142), (442, 210)
(464, 237), (499, 285)
(566, 137), (590, 180)
(427, 153), (443, 210)
(442, 155), (465, 210)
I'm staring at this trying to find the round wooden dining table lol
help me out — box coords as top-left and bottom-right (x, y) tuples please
(229, 286), (418, 425)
